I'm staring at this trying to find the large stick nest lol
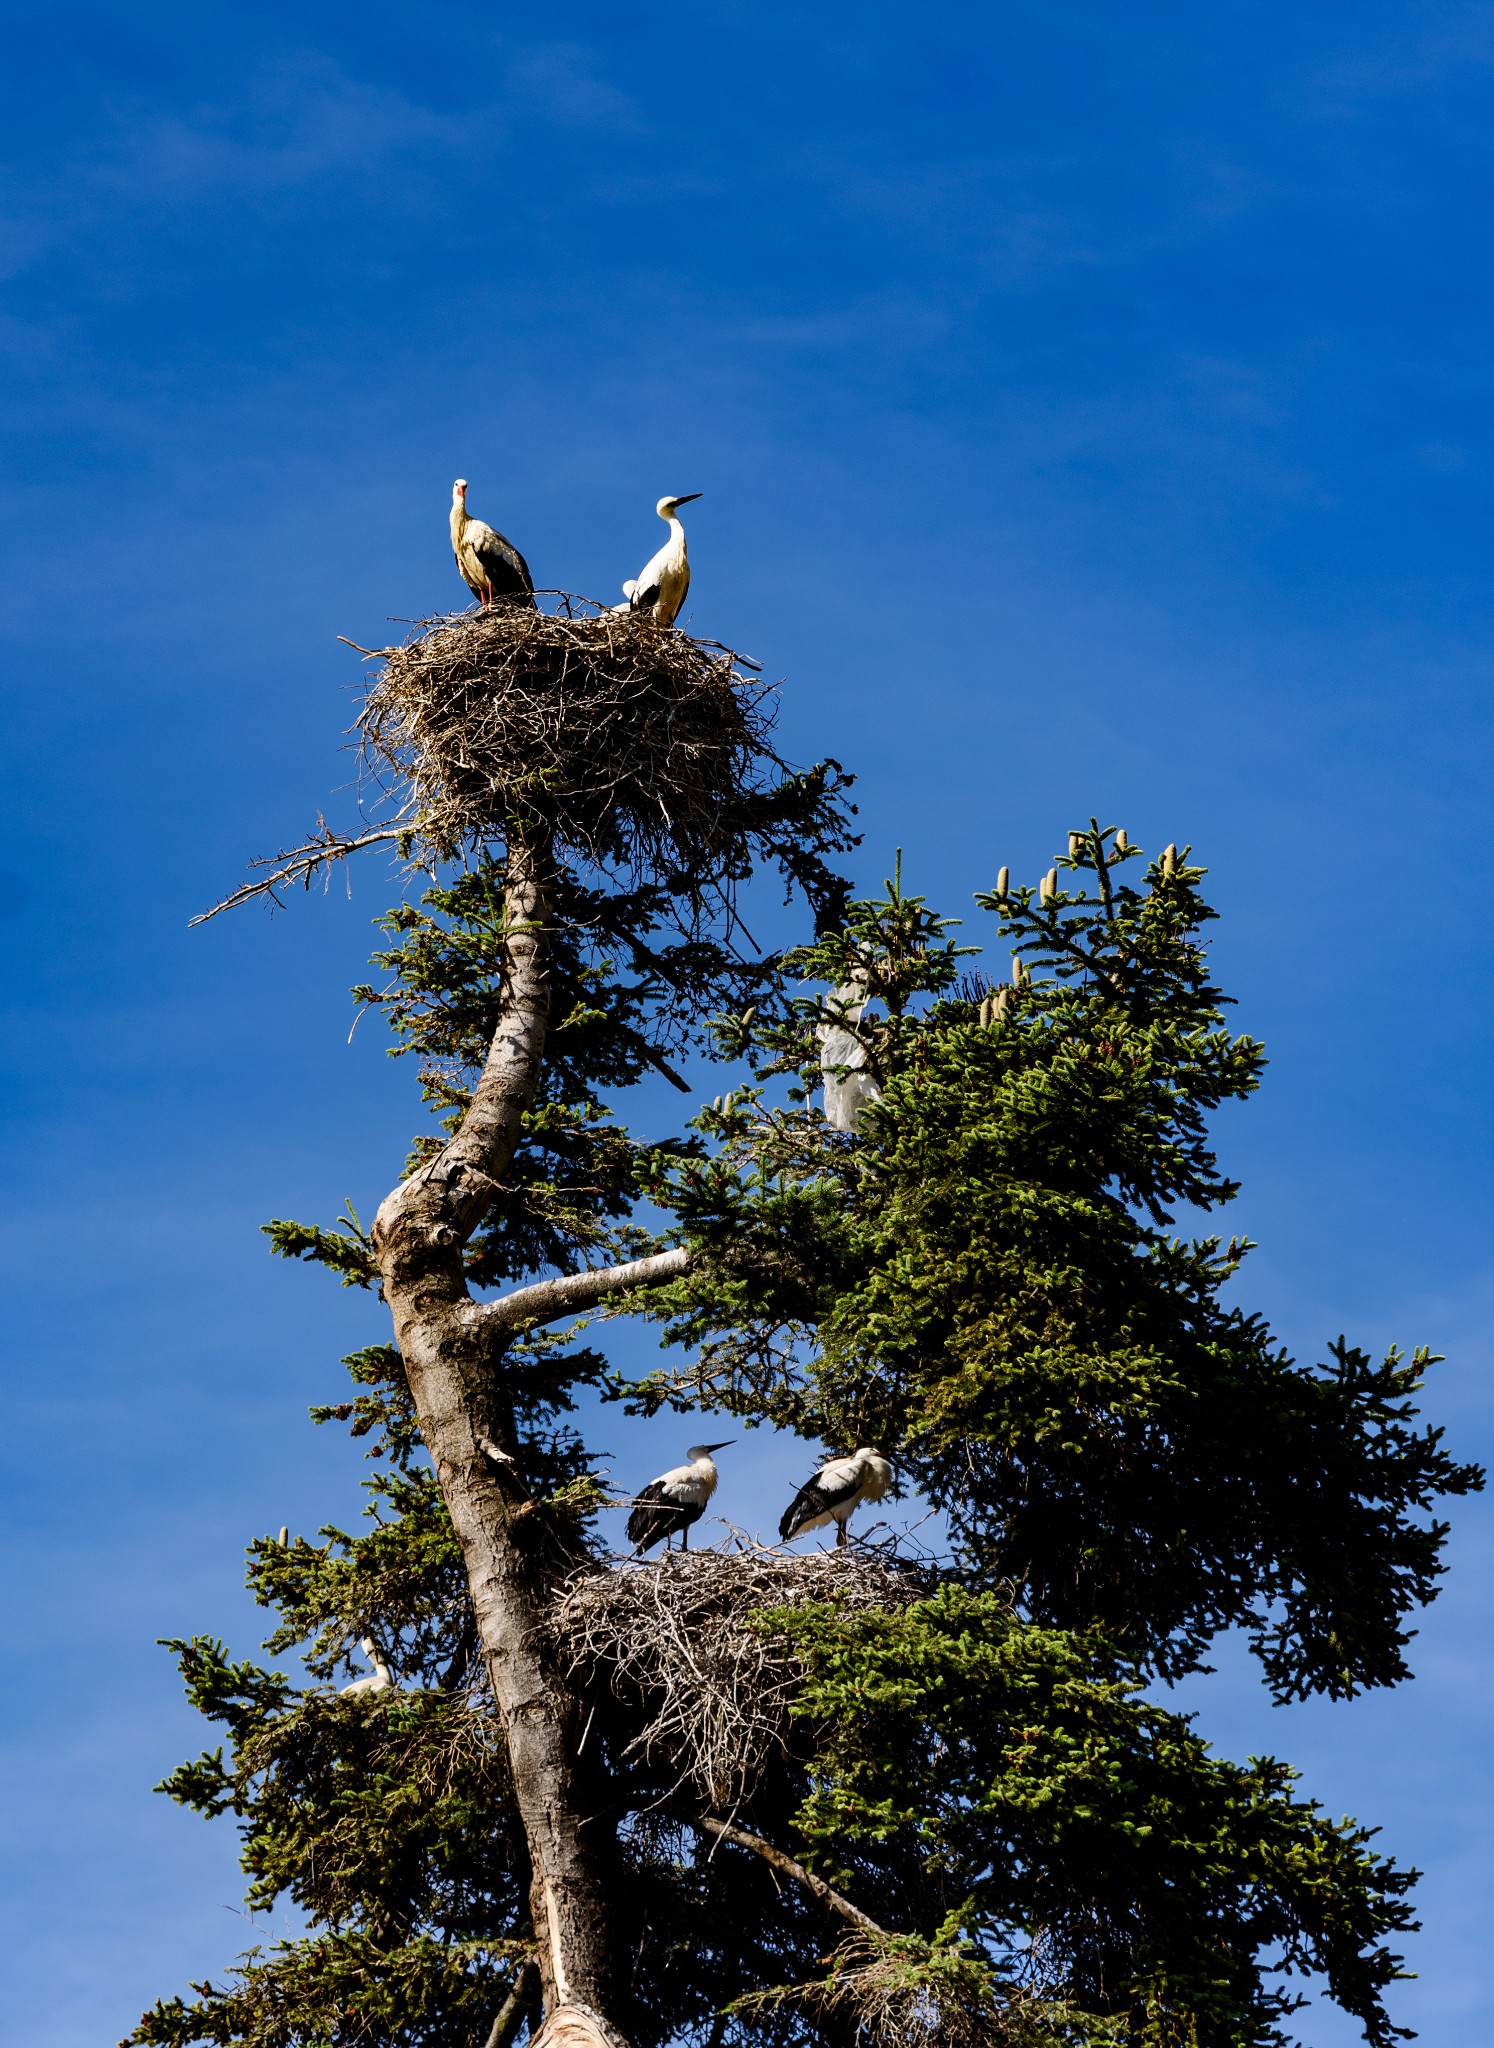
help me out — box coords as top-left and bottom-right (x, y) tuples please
(555, 1548), (932, 1809)
(358, 600), (777, 876)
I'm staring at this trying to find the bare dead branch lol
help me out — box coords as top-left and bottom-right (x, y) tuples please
(689, 1814), (885, 1933)
(189, 823), (408, 927)
(474, 1247), (692, 1337)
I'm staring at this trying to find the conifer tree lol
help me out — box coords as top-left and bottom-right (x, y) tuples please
(132, 610), (1479, 2048)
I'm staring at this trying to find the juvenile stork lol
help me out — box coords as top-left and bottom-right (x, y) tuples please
(450, 479), (535, 608)
(819, 979), (882, 1135)
(619, 493), (701, 626)
(627, 1441), (732, 1554)
(340, 1637), (395, 1696)
(779, 1448), (893, 1548)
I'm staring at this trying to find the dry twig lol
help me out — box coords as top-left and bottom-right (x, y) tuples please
(736, 1931), (1072, 2048)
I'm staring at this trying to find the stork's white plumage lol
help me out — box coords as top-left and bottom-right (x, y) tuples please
(779, 1448), (892, 1547)
(819, 980), (882, 1134)
(627, 1440), (732, 1554)
(618, 493), (701, 627)
(340, 1637), (395, 1697)
(450, 479), (534, 608)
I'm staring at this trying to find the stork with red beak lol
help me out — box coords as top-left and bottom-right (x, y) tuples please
(450, 479), (534, 608)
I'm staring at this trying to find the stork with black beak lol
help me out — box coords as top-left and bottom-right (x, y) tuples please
(619, 493), (701, 626)
(779, 1448), (893, 1548)
(450, 479), (535, 608)
(627, 1440), (732, 1553)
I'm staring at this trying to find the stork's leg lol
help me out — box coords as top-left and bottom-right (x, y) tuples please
(682, 1523), (690, 1551)
(836, 1520), (847, 1548)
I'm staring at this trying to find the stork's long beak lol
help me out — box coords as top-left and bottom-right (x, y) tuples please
(673, 492), (703, 505)
(701, 1440), (733, 1452)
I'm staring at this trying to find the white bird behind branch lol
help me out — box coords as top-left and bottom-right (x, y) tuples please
(819, 978), (881, 1134)
(340, 1637), (396, 1696)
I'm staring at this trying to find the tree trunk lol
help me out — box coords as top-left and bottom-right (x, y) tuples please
(370, 831), (622, 2030)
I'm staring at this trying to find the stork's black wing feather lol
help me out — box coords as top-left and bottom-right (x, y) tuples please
(627, 1479), (700, 1553)
(473, 528), (535, 603)
(779, 1479), (835, 1543)
(626, 1479), (668, 1547)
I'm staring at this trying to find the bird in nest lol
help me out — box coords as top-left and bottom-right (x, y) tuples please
(627, 1440), (732, 1554)
(779, 1448), (893, 1548)
(450, 478), (535, 608)
(617, 493), (701, 627)
(340, 1637), (396, 1696)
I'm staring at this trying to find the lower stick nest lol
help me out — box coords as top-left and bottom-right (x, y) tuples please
(358, 601), (775, 873)
(555, 1549), (930, 1810)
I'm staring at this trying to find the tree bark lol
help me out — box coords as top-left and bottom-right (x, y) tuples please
(371, 832), (623, 2026)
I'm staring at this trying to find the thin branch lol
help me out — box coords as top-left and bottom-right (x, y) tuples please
(189, 823), (408, 927)
(1084, 821), (1116, 924)
(1029, 919), (1125, 996)
(484, 1956), (538, 2048)
(614, 1022), (690, 1093)
(474, 1247), (691, 1336)
(687, 1814), (886, 1934)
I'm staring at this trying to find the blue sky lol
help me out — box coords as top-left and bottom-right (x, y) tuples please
(3, 3), (1494, 2041)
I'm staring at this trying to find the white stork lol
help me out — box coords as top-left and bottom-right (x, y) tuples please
(618, 493), (701, 627)
(779, 1448), (893, 1548)
(450, 479), (535, 608)
(340, 1637), (395, 1697)
(819, 980), (881, 1134)
(627, 1441), (732, 1553)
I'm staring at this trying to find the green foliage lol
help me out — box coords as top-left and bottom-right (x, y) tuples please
(263, 1207), (378, 1291)
(640, 828), (1480, 1698)
(772, 1587), (1415, 2048)
(139, 816), (1477, 2048)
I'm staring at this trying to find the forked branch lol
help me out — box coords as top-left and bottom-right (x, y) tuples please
(189, 822), (408, 927)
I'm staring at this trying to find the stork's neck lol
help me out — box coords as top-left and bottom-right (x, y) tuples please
(450, 495), (467, 543)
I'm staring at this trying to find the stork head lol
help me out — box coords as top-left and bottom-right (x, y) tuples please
(688, 1440), (733, 1460)
(658, 493), (702, 520)
(452, 479), (468, 504)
